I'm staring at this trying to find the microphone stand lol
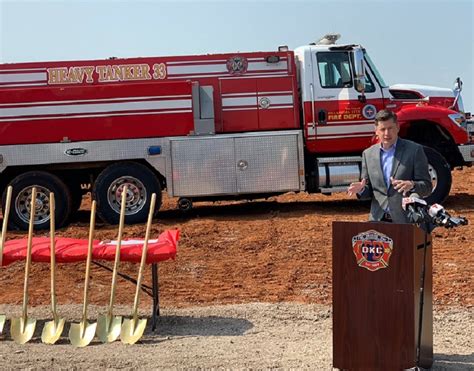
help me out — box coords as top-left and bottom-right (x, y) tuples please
(416, 221), (430, 368)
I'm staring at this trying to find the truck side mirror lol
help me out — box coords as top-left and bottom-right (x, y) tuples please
(454, 77), (463, 92)
(354, 77), (366, 93)
(353, 48), (366, 93)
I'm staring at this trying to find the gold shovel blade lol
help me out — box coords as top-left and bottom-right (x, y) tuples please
(69, 321), (97, 347)
(10, 317), (36, 344)
(41, 318), (65, 344)
(120, 318), (147, 344)
(0, 315), (5, 334)
(97, 314), (122, 343)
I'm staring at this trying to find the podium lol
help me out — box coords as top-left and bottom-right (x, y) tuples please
(332, 221), (433, 370)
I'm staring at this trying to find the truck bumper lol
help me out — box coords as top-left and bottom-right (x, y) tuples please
(458, 120), (474, 163)
(467, 120), (474, 136)
(459, 143), (474, 163)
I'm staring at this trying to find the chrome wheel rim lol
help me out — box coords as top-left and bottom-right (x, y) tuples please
(15, 185), (51, 225)
(106, 176), (147, 215)
(428, 163), (438, 192)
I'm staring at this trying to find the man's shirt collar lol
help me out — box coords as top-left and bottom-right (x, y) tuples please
(380, 138), (398, 153)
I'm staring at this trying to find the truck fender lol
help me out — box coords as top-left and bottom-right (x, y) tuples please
(395, 105), (468, 144)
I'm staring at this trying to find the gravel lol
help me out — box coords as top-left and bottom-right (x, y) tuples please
(0, 303), (472, 370)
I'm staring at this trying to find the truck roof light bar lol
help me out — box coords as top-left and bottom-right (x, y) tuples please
(313, 33), (341, 45)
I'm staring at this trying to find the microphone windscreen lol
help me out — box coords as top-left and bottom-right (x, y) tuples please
(401, 195), (427, 210)
(429, 204), (444, 217)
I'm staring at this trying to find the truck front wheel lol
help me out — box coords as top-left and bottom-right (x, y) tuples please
(2, 171), (72, 230)
(423, 146), (452, 205)
(93, 162), (162, 225)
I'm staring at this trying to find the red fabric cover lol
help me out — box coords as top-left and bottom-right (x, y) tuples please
(1, 229), (178, 266)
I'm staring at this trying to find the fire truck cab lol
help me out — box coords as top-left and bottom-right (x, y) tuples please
(295, 35), (472, 202)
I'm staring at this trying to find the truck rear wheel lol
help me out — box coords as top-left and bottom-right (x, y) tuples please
(423, 146), (452, 205)
(93, 162), (162, 225)
(2, 171), (72, 230)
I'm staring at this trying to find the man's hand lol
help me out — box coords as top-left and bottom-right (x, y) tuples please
(391, 177), (415, 195)
(348, 178), (367, 197)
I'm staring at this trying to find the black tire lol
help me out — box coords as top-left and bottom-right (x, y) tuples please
(177, 198), (193, 212)
(423, 146), (452, 204)
(93, 162), (162, 225)
(2, 171), (72, 231)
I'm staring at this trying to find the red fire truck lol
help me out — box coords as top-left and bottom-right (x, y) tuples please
(0, 34), (472, 230)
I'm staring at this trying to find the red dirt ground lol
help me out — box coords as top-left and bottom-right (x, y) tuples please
(0, 167), (472, 310)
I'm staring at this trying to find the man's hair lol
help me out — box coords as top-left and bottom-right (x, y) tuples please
(374, 109), (397, 124)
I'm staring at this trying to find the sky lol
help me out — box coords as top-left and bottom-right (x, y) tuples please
(1, 0), (473, 111)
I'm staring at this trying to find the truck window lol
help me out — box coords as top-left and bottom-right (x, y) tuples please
(364, 52), (388, 88)
(317, 52), (353, 89)
(364, 71), (376, 93)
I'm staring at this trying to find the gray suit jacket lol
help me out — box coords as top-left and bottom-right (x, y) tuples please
(358, 138), (432, 223)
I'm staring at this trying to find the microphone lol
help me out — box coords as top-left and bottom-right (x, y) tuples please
(402, 195), (469, 229)
(428, 204), (468, 228)
(428, 204), (445, 220)
(402, 194), (429, 224)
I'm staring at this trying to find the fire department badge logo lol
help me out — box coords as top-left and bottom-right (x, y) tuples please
(352, 230), (393, 272)
(226, 56), (248, 75)
(362, 104), (377, 119)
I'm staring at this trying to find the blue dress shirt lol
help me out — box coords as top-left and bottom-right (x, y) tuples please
(380, 140), (397, 189)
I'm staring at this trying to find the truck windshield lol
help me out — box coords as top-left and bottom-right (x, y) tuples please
(364, 52), (388, 88)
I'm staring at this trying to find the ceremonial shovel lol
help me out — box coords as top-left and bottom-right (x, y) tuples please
(0, 186), (12, 334)
(97, 186), (128, 343)
(69, 200), (97, 347)
(121, 193), (157, 344)
(41, 193), (65, 344)
(11, 187), (37, 344)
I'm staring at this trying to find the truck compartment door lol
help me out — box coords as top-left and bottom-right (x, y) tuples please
(219, 76), (299, 133)
(220, 78), (259, 132)
(234, 133), (301, 193)
(168, 131), (304, 197)
(256, 77), (298, 130)
(170, 137), (236, 197)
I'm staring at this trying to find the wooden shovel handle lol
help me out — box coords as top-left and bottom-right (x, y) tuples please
(49, 193), (58, 320)
(22, 187), (36, 322)
(131, 193), (157, 321)
(0, 186), (12, 267)
(107, 185), (128, 316)
(82, 200), (96, 326)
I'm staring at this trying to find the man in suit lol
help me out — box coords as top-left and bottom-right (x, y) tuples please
(348, 109), (432, 223)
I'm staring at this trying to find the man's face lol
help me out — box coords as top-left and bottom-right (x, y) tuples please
(375, 119), (399, 148)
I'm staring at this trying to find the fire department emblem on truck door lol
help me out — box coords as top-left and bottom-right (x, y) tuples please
(362, 104), (377, 119)
(226, 56), (248, 75)
(352, 230), (393, 272)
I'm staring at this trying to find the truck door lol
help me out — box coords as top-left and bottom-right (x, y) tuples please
(307, 49), (384, 154)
